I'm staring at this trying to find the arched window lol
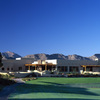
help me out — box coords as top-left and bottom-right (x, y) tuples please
(2, 67), (4, 71)
(7, 68), (9, 71)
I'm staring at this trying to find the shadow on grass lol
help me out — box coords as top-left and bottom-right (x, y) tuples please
(8, 81), (99, 97)
(39, 81), (100, 88)
(17, 84), (97, 95)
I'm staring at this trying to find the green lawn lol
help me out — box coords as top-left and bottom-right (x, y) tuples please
(9, 77), (100, 100)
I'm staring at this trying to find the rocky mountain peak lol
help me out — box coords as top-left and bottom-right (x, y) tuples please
(2, 51), (21, 59)
(89, 54), (100, 61)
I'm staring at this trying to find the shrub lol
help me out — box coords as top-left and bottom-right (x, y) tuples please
(22, 77), (37, 81)
(0, 73), (15, 79)
(0, 78), (16, 86)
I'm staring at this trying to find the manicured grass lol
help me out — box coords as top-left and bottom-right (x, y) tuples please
(9, 77), (100, 100)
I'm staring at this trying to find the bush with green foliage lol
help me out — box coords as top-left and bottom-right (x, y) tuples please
(22, 77), (37, 81)
(0, 52), (3, 67)
(0, 78), (16, 86)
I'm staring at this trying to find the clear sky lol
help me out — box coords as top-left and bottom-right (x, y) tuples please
(0, 0), (100, 57)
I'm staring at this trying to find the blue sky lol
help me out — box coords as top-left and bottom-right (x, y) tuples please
(0, 0), (100, 57)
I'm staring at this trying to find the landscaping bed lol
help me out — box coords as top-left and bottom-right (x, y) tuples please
(0, 75), (16, 91)
(0, 78), (16, 86)
(22, 77), (37, 81)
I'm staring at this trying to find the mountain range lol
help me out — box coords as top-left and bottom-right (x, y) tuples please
(1, 51), (100, 61)
(2, 51), (21, 60)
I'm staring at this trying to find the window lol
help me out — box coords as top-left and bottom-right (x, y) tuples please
(58, 66), (62, 72)
(62, 66), (65, 72)
(42, 65), (45, 71)
(47, 66), (52, 71)
(2, 67), (4, 71)
(30, 66), (35, 70)
(70, 66), (79, 72)
(11, 68), (13, 71)
(86, 67), (93, 71)
(52, 66), (56, 70)
(7, 68), (9, 71)
(25, 66), (28, 70)
(65, 66), (68, 72)
(58, 66), (68, 72)
(19, 67), (22, 71)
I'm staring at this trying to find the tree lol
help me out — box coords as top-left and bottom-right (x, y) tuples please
(0, 52), (3, 67)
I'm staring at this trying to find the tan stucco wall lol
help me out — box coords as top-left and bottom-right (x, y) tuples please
(0, 58), (34, 72)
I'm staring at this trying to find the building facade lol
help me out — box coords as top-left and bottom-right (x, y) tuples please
(1, 58), (100, 74)
(0, 58), (34, 72)
(25, 59), (100, 73)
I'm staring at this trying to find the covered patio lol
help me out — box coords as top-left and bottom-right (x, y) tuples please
(25, 63), (56, 72)
(81, 65), (100, 72)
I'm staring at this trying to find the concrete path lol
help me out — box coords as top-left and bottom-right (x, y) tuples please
(0, 78), (25, 100)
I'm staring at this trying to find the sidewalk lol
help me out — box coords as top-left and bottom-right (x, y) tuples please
(0, 78), (25, 100)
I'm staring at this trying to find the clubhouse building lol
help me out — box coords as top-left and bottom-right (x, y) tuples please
(1, 58), (100, 75)
(25, 59), (100, 74)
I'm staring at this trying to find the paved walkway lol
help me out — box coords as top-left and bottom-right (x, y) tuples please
(0, 78), (25, 100)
